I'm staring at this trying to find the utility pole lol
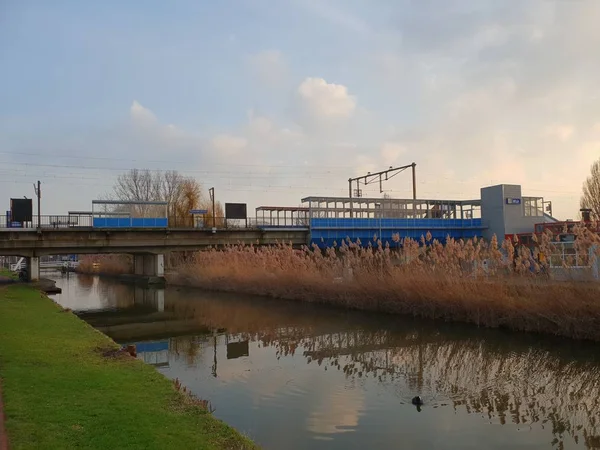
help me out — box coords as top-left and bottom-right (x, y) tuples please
(33, 180), (41, 229)
(348, 178), (354, 218)
(209, 187), (216, 230)
(348, 163), (417, 202)
(411, 163), (417, 200)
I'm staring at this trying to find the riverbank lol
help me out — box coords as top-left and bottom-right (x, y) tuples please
(0, 269), (15, 283)
(169, 238), (600, 342)
(0, 285), (257, 450)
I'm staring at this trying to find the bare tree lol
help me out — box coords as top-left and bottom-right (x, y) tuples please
(111, 169), (162, 217)
(162, 170), (186, 218)
(110, 169), (206, 221)
(580, 158), (600, 221)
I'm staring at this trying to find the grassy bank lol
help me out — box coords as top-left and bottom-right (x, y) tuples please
(0, 285), (257, 450)
(0, 268), (15, 280)
(171, 226), (600, 342)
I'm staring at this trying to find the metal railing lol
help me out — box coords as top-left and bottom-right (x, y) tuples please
(0, 215), (93, 229)
(0, 215), (309, 230)
(547, 242), (597, 269)
(10, 257), (25, 272)
(162, 216), (309, 230)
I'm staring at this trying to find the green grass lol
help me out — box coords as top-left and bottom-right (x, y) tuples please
(0, 285), (257, 450)
(0, 268), (16, 280)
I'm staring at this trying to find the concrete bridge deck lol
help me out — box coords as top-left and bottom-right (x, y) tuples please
(0, 227), (309, 282)
(0, 227), (309, 257)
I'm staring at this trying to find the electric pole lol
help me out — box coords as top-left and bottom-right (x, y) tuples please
(209, 187), (216, 230)
(347, 163), (417, 217)
(33, 181), (41, 229)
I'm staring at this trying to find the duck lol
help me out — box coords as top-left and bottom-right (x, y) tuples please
(411, 396), (423, 406)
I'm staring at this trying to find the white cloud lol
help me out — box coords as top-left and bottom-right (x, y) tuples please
(297, 77), (356, 121)
(380, 142), (405, 167)
(544, 124), (574, 142)
(211, 134), (247, 155)
(6, 0), (600, 220)
(246, 50), (288, 85)
(130, 100), (157, 124)
(292, 0), (370, 35)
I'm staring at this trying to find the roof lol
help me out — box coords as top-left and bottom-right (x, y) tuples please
(301, 196), (481, 205)
(256, 206), (309, 212)
(69, 211), (131, 216)
(92, 200), (168, 206)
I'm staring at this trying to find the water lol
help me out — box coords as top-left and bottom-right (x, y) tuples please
(52, 273), (600, 449)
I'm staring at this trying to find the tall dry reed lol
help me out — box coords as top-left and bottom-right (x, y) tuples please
(78, 254), (132, 275)
(170, 224), (600, 341)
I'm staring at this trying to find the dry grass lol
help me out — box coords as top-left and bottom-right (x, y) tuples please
(78, 254), (132, 275)
(170, 224), (600, 341)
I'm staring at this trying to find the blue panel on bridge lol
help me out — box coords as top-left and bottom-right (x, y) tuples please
(93, 217), (168, 228)
(309, 218), (485, 248)
(127, 341), (169, 353)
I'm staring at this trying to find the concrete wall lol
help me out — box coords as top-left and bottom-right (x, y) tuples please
(481, 185), (506, 241)
(481, 184), (545, 240)
(133, 254), (164, 277)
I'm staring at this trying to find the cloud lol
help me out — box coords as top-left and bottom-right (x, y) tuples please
(245, 50), (288, 85)
(544, 124), (574, 142)
(210, 134), (247, 156)
(130, 100), (157, 124)
(291, 0), (370, 35)
(4, 0), (600, 220)
(297, 77), (356, 121)
(380, 142), (405, 167)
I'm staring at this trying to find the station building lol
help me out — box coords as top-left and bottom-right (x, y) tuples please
(257, 184), (561, 248)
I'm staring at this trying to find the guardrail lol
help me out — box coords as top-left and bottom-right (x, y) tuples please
(0, 215), (93, 229)
(0, 215), (309, 230)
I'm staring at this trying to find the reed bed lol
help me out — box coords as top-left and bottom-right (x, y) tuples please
(78, 254), (132, 275)
(171, 224), (600, 341)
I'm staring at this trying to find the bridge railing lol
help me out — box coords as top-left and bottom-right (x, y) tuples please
(0, 215), (93, 229)
(162, 216), (309, 229)
(0, 215), (309, 230)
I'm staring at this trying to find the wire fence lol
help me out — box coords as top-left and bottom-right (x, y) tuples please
(0, 215), (310, 230)
(0, 215), (93, 229)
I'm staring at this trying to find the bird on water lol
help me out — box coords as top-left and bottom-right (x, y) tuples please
(411, 396), (423, 406)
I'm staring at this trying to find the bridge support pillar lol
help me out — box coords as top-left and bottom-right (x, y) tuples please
(26, 256), (40, 282)
(133, 254), (165, 278)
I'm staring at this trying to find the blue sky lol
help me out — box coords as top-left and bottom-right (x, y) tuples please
(1, 0), (599, 219)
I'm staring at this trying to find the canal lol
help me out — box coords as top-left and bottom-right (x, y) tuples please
(52, 273), (600, 449)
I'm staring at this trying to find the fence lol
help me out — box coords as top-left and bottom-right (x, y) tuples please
(167, 216), (309, 230)
(0, 215), (310, 230)
(0, 215), (94, 229)
(547, 242), (594, 269)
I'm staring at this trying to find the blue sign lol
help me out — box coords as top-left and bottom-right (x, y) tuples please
(506, 198), (521, 205)
(189, 209), (208, 214)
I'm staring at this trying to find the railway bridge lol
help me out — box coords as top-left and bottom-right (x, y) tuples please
(0, 227), (309, 282)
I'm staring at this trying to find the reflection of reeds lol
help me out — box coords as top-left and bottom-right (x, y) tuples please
(78, 254), (132, 275)
(171, 226), (600, 341)
(293, 334), (600, 449)
(164, 289), (600, 449)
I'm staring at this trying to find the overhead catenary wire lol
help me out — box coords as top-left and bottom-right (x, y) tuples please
(0, 156), (581, 201)
(0, 150), (356, 170)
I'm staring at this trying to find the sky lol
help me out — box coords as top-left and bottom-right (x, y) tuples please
(1, 0), (599, 220)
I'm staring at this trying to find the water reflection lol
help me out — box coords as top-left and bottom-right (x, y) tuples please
(54, 276), (600, 450)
